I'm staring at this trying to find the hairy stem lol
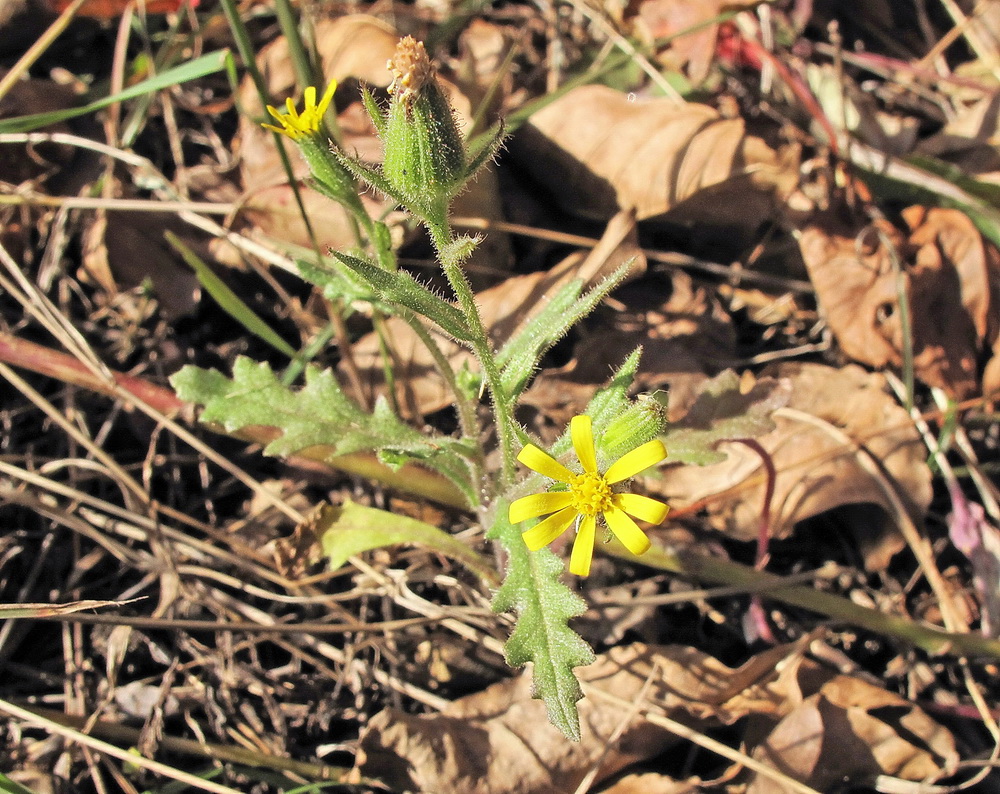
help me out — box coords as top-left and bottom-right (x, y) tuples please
(426, 217), (517, 486)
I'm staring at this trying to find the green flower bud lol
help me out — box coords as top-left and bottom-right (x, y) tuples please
(381, 37), (467, 223)
(599, 392), (669, 464)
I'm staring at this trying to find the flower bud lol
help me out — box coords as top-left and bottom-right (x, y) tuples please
(599, 393), (669, 463)
(381, 36), (467, 221)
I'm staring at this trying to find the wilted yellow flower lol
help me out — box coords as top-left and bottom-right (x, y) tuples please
(509, 415), (669, 576)
(262, 81), (338, 140)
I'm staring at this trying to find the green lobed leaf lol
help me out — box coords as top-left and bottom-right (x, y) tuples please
(489, 506), (594, 741)
(663, 370), (791, 464)
(318, 500), (498, 585)
(330, 250), (473, 342)
(170, 358), (477, 506)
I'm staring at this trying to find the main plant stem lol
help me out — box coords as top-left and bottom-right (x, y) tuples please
(427, 218), (517, 486)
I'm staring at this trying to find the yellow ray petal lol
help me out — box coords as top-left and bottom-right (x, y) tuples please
(604, 439), (667, 484)
(316, 80), (338, 116)
(612, 493), (669, 525)
(604, 507), (651, 556)
(571, 415), (597, 473)
(517, 444), (574, 483)
(509, 491), (574, 523)
(303, 85), (317, 109)
(569, 515), (596, 576)
(521, 507), (577, 551)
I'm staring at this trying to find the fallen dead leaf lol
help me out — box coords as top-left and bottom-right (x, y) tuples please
(0, 70), (77, 185)
(80, 209), (201, 319)
(749, 674), (958, 793)
(799, 205), (1000, 398)
(356, 642), (815, 794)
(509, 84), (795, 225)
(655, 362), (933, 570)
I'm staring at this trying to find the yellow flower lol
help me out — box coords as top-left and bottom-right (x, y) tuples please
(262, 81), (338, 140)
(509, 415), (669, 577)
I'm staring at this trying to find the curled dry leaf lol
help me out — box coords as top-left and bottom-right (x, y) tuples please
(510, 84), (795, 227)
(356, 642), (817, 794)
(656, 362), (932, 570)
(799, 206), (1000, 398)
(749, 675), (958, 793)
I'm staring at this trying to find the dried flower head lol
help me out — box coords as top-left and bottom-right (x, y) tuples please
(387, 36), (435, 108)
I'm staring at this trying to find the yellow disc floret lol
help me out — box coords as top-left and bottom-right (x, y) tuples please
(570, 471), (613, 517)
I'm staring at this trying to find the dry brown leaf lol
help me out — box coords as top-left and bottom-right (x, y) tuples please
(597, 773), (702, 794)
(749, 675), (958, 793)
(510, 84), (794, 224)
(357, 642), (816, 794)
(800, 206), (1000, 398)
(0, 71), (76, 185)
(80, 210), (201, 319)
(347, 210), (646, 417)
(237, 15), (507, 267)
(656, 362), (932, 569)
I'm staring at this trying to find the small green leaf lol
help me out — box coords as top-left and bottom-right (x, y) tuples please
(548, 347), (644, 459)
(489, 506), (594, 741)
(497, 265), (630, 400)
(663, 370), (791, 464)
(330, 250), (473, 342)
(318, 500), (499, 586)
(361, 84), (387, 136)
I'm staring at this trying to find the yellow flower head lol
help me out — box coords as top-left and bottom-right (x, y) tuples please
(262, 81), (338, 140)
(509, 415), (669, 577)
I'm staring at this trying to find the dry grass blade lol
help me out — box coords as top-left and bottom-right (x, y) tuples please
(0, 699), (246, 794)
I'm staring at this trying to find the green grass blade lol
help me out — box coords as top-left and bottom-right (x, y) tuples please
(165, 232), (298, 360)
(0, 51), (233, 134)
(0, 772), (38, 794)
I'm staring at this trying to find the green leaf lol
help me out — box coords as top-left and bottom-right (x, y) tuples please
(317, 500), (498, 585)
(166, 232), (297, 360)
(171, 358), (477, 506)
(0, 51), (233, 134)
(663, 370), (791, 464)
(497, 264), (630, 399)
(489, 506), (594, 741)
(330, 250), (473, 342)
(0, 771), (37, 794)
(361, 84), (387, 137)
